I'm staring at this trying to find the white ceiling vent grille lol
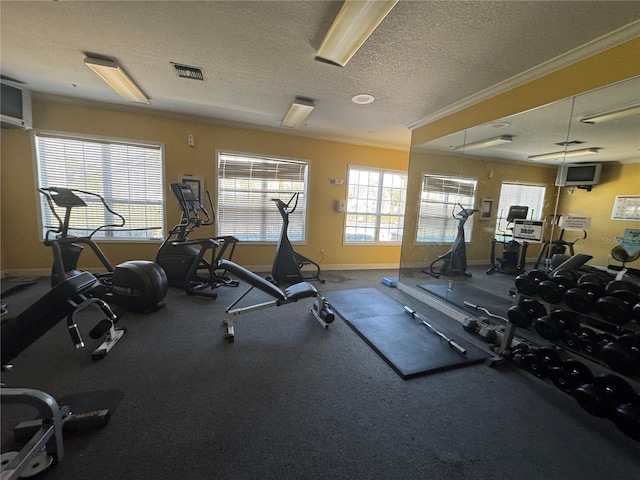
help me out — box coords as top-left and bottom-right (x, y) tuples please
(172, 64), (204, 81)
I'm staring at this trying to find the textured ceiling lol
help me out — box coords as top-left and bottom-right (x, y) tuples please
(1, 1), (639, 153)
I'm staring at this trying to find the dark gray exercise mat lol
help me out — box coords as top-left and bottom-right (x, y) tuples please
(324, 288), (489, 379)
(418, 283), (512, 320)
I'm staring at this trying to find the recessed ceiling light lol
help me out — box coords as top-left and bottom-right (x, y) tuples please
(490, 122), (511, 129)
(352, 94), (375, 105)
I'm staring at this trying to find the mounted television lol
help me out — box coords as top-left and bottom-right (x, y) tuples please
(555, 163), (602, 187)
(1, 80), (32, 129)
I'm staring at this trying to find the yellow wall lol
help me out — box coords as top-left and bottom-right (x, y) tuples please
(556, 162), (640, 266)
(400, 151), (557, 267)
(411, 37), (640, 146)
(0, 98), (409, 274)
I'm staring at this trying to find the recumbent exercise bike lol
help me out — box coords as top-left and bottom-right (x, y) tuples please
(156, 182), (240, 298)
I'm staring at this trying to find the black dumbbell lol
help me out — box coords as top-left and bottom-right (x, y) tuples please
(562, 326), (599, 354)
(600, 333), (640, 376)
(537, 270), (577, 303)
(574, 373), (635, 418)
(564, 286), (598, 313)
(548, 358), (594, 394)
(577, 273), (607, 298)
(611, 393), (640, 441)
(595, 296), (633, 325)
(520, 347), (563, 378)
(514, 270), (549, 295)
(606, 280), (640, 305)
(507, 298), (548, 328)
(534, 310), (579, 341)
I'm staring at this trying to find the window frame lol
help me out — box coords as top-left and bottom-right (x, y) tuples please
(33, 130), (165, 243)
(216, 150), (310, 244)
(343, 165), (407, 245)
(494, 181), (547, 237)
(415, 173), (478, 245)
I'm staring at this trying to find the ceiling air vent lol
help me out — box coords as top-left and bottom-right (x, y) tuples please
(172, 63), (204, 81)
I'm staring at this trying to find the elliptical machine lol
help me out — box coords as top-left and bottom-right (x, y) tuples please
(38, 187), (168, 313)
(155, 182), (240, 298)
(424, 204), (478, 278)
(270, 193), (323, 284)
(486, 205), (529, 275)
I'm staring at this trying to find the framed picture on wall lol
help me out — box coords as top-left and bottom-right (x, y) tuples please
(179, 175), (204, 201)
(480, 198), (493, 221)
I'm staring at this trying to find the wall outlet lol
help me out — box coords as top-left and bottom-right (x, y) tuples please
(320, 249), (325, 255)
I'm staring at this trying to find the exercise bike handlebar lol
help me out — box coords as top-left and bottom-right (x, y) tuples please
(39, 187), (126, 239)
(272, 192), (299, 216)
(453, 203), (478, 219)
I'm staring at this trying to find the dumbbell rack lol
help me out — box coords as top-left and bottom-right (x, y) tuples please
(499, 269), (640, 441)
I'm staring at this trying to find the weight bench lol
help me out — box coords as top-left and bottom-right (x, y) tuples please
(218, 260), (335, 341)
(1, 273), (124, 479)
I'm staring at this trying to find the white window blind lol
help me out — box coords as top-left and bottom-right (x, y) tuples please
(495, 182), (546, 235)
(345, 167), (407, 243)
(217, 152), (308, 242)
(35, 133), (164, 240)
(416, 174), (477, 243)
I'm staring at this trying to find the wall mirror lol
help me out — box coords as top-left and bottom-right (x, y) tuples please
(398, 75), (640, 312)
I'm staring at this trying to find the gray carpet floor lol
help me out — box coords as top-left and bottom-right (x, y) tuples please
(1, 268), (639, 479)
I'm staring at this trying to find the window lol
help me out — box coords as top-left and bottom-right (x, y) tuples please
(416, 174), (477, 243)
(494, 182), (546, 235)
(345, 167), (407, 243)
(35, 133), (164, 241)
(217, 152), (308, 242)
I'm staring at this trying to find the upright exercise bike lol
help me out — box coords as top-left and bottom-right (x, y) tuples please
(486, 205), (529, 275)
(156, 182), (240, 298)
(424, 204), (478, 278)
(270, 193), (323, 284)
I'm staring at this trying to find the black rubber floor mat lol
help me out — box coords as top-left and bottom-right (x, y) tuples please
(418, 283), (512, 320)
(325, 288), (489, 379)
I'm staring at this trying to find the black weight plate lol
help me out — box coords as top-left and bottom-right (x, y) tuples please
(574, 383), (613, 417)
(528, 270), (549, 283)
(549, 359), (593, 394)
(618, 333), (640, 350)
(522, 297), (547, 319)
(595, 332), (617, 345)
(564, 288), (595, 313)
(595, 296), (632, 325)
(633, 302), (640, 322)
(577, 327), (596, 339)
(534, 316), (562, 341)
(606, 280), (639, 295)
(507, 305), (532, 328)
(564, 358), (593, 383)
(534, 347), (563, 367)
(562, 330), (582, 350)
(611, 403), (640, 441)
(600, 341), (640, 376)
(593, 373), (635, 404)
(610, 289), (640, 306)
(515, 274), (537, 295)
(538, 280), (566, 303)
(578, 273), (605, 289)
(549, 309), (580, 332)
(521, 353), (548, 378)
(551, 273), (577, 290)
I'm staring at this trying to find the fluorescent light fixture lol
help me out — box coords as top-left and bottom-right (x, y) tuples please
(580, 103), (640, 124)
(281, 98), (315, 128)
(454, 135), (513, 152)
(528, 147), (600, 161)
(315, 0), (398, 67)
(84, 56), (150, 104)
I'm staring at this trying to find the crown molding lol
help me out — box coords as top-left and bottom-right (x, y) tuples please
(407, 20), (640, 131)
